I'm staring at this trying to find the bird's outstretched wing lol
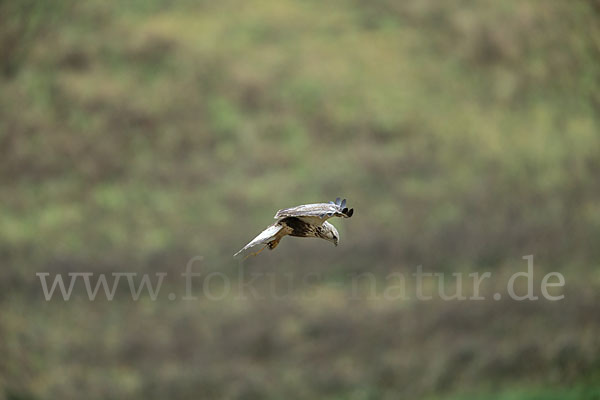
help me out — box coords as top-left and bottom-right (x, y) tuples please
(233, 224), (283, 257)
(274, 197), (354, 225)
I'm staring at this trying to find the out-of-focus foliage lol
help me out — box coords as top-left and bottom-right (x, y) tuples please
(1, 0), (600, 399)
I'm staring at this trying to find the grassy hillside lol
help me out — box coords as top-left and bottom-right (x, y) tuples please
(1, 0), (600, 399)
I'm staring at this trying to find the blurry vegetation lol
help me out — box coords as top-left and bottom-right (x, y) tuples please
(1, 0), (600, 399)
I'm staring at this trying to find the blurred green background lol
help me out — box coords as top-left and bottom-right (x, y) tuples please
(2, 0), (600, 399)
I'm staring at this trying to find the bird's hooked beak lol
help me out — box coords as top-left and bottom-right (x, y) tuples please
(331, 228), (340, 247)
(320, 233), (338, 246)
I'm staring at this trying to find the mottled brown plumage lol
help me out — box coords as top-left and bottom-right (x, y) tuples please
(234, 198), (354, 258)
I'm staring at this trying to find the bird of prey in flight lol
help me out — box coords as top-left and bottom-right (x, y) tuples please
(234, 197), (354, 258)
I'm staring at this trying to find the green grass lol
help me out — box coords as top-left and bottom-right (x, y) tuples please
(438, 385), (600, 400)
(2, 0), (600, 398)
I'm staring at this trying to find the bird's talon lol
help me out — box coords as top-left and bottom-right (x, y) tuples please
(244, 244), (268, 260)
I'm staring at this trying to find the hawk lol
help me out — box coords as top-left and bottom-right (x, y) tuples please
(234, 197), (354, 257)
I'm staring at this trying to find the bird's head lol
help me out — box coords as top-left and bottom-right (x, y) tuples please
(318, 221), (339, 246)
